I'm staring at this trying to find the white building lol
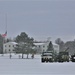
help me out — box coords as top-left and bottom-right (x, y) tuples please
(34, 40), (59, 54)
(3, 42), (18, 53)
(3, 38), (59, 54)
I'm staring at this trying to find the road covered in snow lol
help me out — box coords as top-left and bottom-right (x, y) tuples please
(0, 54), (75, 75)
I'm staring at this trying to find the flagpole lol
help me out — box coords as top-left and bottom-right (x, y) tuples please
(2, 13), (7, 54)
(2, 37), (4, 55)
(5, 13), (7, 43)
(5, 13), (7, 35)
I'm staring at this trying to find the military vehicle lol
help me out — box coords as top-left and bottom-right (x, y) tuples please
(41, 51), (54, 62)
(57, 52), (69, 62)
(57, 47), (69, 62)
(71, 54), (75, 62)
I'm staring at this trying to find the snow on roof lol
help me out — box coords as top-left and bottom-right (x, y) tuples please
(34, 43), (45, 45)
(34, 42), (58, 46)
(4, 42), (18, 45)
(11, 42), (18, 44)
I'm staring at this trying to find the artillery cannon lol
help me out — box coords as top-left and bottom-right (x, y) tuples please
(57, 47), (69, 62)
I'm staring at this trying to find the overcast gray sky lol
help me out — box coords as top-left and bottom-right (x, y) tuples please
(0, 0), (75, 42)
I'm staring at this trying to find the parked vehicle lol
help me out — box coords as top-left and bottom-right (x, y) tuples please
(57, 47), (69, 62)
(41, 51), (54, 62)
(57, 51), (69, 62)
(71, 54), (75, 62)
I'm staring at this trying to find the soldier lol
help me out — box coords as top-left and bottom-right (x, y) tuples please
(31, 53), (34, 59)
(9, 54), (12, 59)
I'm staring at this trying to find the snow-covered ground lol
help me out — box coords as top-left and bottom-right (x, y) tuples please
(0, 54), (75, 75)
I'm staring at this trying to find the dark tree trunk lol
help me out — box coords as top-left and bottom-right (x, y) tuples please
(22, 53), (24, 59)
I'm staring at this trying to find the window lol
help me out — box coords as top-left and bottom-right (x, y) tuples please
(39, 45), (40, 48)
(43, 45), (45, 48)
(13, 45), (14, 47)
(9, 45), (11, 47)
(16, 44), (18, 46)
(5, 45), (6, 47)
(13, 50), (15, 51)
(9, 49), (10, 51)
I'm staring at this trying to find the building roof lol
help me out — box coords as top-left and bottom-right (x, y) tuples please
(34, 43), (45, 45)
(34, 42), (59, 46)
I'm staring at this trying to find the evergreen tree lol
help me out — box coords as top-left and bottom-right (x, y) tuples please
(14, 32), (34, 59)
(47, 41), (54, 51)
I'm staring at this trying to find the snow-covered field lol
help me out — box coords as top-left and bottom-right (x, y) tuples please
(0, 54), (75, 75)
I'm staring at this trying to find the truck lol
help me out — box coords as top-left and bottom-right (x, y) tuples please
(57, 51), (69, 62)
(57, 47), (69, 62)
(41, 51), (54, 62)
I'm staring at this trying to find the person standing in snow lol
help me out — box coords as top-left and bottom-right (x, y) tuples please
(31, 53), (34, 59)
(9, 54), (12, 59)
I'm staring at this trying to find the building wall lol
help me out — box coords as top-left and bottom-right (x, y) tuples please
(3, 42), (17, 53)
(53, 44), (59, 53)
(34, 42), (59, 54)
